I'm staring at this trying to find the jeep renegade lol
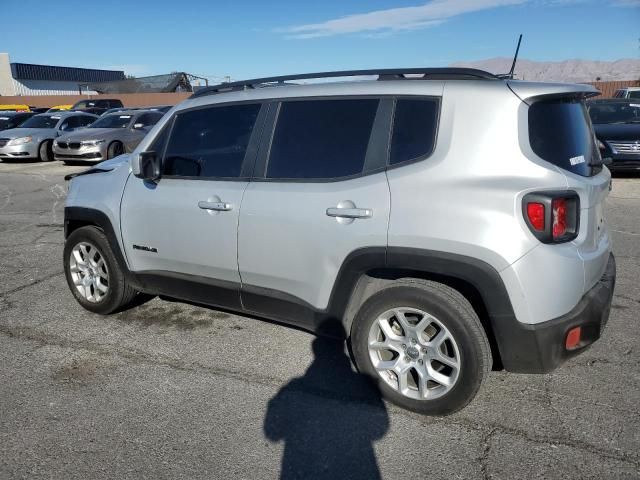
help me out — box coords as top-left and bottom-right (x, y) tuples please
(63, 68), (616, 415)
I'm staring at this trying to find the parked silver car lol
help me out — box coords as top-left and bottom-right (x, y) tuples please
(54, 110), (164, 164)
(0, 111), (97, 161)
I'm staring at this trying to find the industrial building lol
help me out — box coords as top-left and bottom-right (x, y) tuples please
(0, 53), (125, 96)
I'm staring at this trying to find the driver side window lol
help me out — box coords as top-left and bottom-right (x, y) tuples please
(60, 116), (81, 131)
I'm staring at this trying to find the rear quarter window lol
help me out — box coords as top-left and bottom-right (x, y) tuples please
(390, 98), (439, 165)
(528, 99), (598, 177)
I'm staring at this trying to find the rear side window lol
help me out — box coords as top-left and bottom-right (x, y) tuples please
(163, 103), (260, 178)
(136, 112), (163, 127)
(629, 91), (640, 99)
(267, 99), (379, 179)
(390, 98), (439, 165)
(528, 100), (597, 177)
(75, 116), (95, 127)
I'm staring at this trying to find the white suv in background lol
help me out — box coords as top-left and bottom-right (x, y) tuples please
(613, 87), (640, 99)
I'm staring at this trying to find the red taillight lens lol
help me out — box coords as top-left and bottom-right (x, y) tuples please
(552, 198), (567, 239)
(523, 192), (579, 244)
(565, 326), (582, 350)
(526, 203), (545, 231)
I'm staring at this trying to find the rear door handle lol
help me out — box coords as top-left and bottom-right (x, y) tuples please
(198, 201), (232, 211)
(326, 207), (372, 219)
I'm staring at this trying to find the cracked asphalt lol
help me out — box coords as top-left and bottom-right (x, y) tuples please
(1, 160), (639, 480)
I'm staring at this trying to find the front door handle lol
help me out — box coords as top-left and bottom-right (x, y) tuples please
(326, 207), (372, 219)
(198, 201), (232, 211)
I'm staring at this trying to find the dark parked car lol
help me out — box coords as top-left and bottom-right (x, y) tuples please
(28, 107), (50, 114)
(71, 98), (124, 116)
(0, 112), (35, 131)
(587, 99), (640, 173)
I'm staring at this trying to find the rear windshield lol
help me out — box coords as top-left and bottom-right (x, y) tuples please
(528, 99), (598, 177)
(588, 102), (640, 124)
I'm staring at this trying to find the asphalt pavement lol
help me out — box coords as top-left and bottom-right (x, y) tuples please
(1, 160), (639, 479)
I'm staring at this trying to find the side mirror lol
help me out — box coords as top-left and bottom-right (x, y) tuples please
(133, 123), (144, 130)
(134, 151), (161, 182)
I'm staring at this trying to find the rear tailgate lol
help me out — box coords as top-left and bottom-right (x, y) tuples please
(567, 168), (612, 293)
(510, 80), (612, 294)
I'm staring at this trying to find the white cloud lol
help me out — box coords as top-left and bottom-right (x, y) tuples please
(279, 0), (528, 39)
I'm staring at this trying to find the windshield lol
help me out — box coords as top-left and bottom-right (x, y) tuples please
(0, 116), (16, 129)
(19, 115), (60, 129)
(73, 101), (93, 109)
(588, 103), (640, 124)
(89, 114), (132, 129)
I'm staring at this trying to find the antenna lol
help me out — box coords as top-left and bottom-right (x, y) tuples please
(507, 34), (523, 79)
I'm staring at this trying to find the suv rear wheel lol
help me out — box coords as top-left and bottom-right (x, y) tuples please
(63, 226), (138, 314)
(351, 279), (491, 415)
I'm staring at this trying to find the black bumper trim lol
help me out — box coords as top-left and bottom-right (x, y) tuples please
(500, 253), (616, 373)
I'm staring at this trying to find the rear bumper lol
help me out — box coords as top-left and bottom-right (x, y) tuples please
(608, 162), (640, 172)
(499, 253), (616, 373)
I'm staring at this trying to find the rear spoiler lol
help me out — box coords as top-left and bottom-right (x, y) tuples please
(507, 81), (600, 106)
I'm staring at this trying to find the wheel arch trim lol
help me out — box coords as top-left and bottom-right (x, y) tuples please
(64, 206), (134, 281)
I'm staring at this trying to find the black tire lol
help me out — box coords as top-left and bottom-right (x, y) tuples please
(38, 140), (53, 162)
(107, 141), (124, 159)
(350, 279), (491, 416)
(63, 226), (138, 314)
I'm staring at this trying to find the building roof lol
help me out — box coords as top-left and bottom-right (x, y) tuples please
(11, 62), (125, 83)
(87, 72), (193, 93)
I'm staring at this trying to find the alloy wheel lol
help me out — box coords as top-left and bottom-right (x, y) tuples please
(69, 242), (109, 303)
(367, 307), (461, 400)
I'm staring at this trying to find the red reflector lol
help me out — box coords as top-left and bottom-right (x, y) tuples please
(566, 326), (582, 350)
(552, 198), (568, 238)
(526, 203), (545, 231)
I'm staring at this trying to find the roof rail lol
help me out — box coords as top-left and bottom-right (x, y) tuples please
(190, 67), (499, 99)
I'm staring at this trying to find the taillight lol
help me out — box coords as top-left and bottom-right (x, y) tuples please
(552, 198), (567, 239)
(523, 191), (579, 243)
(526, 203), (545, 231)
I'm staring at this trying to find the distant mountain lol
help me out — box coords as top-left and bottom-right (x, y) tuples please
(450, 58), (640, 83)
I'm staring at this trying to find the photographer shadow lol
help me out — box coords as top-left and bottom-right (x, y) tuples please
(264, 321), (389, 480)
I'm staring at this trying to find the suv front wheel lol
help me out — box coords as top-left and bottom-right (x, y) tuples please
(351, 279), (492, 415)
(63, 226), (138, 314)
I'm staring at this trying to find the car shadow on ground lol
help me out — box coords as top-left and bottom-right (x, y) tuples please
(0, 158), (45, 164)
(263, 319), (389, 480)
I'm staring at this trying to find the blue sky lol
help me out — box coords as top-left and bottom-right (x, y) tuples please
(2, 0), (638, 82)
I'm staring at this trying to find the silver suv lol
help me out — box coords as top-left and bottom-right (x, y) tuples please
(63, 68), (616, 415)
